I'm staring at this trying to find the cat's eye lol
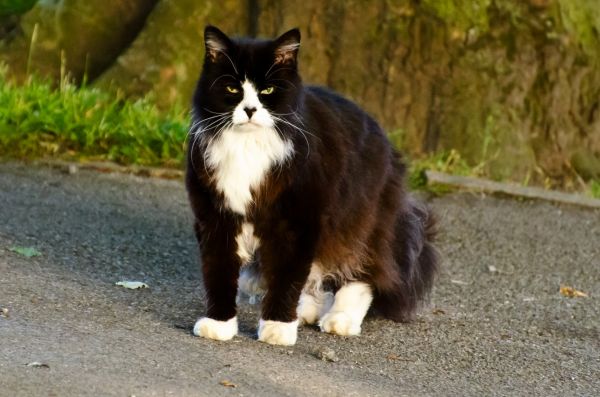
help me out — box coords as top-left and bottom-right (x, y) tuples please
(260, 86), (275, 95)
(226, 86), (239, 94)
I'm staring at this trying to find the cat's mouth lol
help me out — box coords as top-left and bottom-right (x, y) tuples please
(235, 121), (264, 130)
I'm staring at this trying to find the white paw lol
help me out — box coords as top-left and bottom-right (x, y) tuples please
(258, 319), (299, 346)
(193, 317), (238, 341)
(319, 311), (361, 336)
(297, 292), (334, 325)
(319, 282), (372, 336)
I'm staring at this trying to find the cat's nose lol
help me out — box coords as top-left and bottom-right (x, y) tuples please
(243, 107), (256, 119)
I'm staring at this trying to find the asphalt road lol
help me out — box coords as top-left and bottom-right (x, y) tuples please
(0, 162), (598, 396)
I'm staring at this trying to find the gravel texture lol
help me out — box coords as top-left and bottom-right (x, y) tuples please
(0, 162), (598, 396)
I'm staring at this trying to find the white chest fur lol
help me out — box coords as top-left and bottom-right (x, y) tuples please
(236, 222), (260, 264)
(205, 126), (293, 215)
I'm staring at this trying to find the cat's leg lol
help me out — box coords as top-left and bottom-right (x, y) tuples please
(297, 264), (334, 325)
(257, 226), (317, 346)
(192, 218), (242, 341)
(319, 281), (373, 336)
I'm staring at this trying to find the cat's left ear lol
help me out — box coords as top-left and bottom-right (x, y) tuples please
(274, 28), (300, 66)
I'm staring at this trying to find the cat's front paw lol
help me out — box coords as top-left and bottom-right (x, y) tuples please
(193, 317), (238, 341)
(319, 311), (361, 336)
(258, 319), (299, 346)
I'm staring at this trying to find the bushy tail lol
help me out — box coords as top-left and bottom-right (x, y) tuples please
(373, 198), (440, 322)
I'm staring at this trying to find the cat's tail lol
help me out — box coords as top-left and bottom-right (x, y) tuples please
(372, 197), (440, 322)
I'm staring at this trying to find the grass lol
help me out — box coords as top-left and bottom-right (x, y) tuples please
(590, 180), (600, 199)
(1, 66), (598, 199)
(407, 149), (484, 191)
(0, 65), (189, 167)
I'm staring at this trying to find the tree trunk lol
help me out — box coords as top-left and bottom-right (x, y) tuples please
(2, 0), (599, 186)
(0, 0), (158, 82)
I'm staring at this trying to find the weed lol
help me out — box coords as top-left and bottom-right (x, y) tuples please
(1, 65), (598, 198)
(590, 180), (600, 199)
(407, 149), (483, 191)
(0, 65), (189, 167)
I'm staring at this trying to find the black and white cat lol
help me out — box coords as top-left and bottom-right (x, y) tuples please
(186, 26), (438, 346)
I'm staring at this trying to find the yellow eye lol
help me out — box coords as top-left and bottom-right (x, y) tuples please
(260, 86), (275, 95)
(226, 86), (239, 93)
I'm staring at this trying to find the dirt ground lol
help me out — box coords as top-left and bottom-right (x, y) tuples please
(0, 162), (598, 396)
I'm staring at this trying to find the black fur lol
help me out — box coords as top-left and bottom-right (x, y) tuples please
(186, 26), (439, 326)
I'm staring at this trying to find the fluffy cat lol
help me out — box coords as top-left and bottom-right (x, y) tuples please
(186, 26), (438, 346)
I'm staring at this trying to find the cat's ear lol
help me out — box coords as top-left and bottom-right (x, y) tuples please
(204, 25), (232, 62)
(273, 28), (300, 66)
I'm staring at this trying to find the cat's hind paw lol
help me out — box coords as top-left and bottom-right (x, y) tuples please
(297, 291), (334, 325)
(297, 293), (320, 325)
(319, 311), (361, 336)
(258, 319), (299, 346)
(193, 317), (238, 341)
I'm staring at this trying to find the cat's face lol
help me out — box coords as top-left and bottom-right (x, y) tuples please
(193, 26), (302, 133)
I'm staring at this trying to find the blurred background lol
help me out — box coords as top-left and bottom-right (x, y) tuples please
(1, 0), (599, 193)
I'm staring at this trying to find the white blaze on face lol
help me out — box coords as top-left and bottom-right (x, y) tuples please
(205, 79), (293, 215)
(232, 80), (274, 128)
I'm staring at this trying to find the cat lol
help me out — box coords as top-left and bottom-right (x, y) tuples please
(185, 26), (439, 346)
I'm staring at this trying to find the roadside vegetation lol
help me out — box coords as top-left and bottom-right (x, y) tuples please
(0, 66), (598, 199)
(0, 65), (188, 167)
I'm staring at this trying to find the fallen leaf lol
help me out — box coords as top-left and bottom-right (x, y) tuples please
(26, 362), (49, 368)
(219, 380), (237, 388)
(115, 281), (149, 290)
(560, 286), (588, 298)
(432, 308), (445, 315)
(9, 246), (41, 258)
(1, 308), (8, 318)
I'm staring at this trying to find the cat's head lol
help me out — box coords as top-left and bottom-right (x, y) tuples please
(192, 26), (302, 132)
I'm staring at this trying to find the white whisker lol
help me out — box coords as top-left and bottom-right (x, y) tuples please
(214, 49), (239, 75)
(189, 114), (228, 134)
(189, 114), (231, 173)
(203, 108), (230, 116)
(272, 115), (317, 139)
(268, 78), (298, 90)
(264, 62), (277, 81)
(266, 67), (296, 80)
(271, 115), (312, 159)
(209, 74), (238, 90)
(202, 120), (232, 175)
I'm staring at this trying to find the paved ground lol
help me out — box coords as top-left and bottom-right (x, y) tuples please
(0, 162), (598, 396)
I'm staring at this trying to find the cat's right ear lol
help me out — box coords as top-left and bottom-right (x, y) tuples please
(204, 25), (232, 62)
(273, 28), (300, 66)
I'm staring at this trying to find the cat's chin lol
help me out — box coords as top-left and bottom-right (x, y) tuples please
(233, 122), (270, 132)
